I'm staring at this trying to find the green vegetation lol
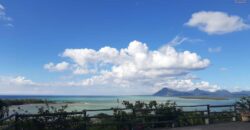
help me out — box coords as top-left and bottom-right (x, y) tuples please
(16, 103), (86, 130)
(3, 100), (206, 130)
(0, 100), (9, 119)
(0, 100), (238, 130)
(179, 96), (228, 100)
(210, 111), (235, 123)
(236, 96), (250, 113)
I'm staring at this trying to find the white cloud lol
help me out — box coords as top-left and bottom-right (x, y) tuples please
(44, 40), (219, 92)
(208, 47), (222, 53)
(73, 67), (97, 75)
(0, 76), (36, 86)
(61, 40), (210, 76)
(68, 73), (219, 92)
(0, 76), (72, 95)
(0, 3), (12, 25)
(183, 74), (200, 80)
(185, 11), (249, 34)
(0, 75), (220, 95)
(0, 40), (218, 95)
(231, 86), (250, 92)
(153, 79), (220, 92)
(168, 36), (189, 46)
(44, 61), (69, 72)
(167, 36), (203, 46)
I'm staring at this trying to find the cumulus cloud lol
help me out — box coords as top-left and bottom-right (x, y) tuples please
(153, 79), (220, 92)
(45, 40), (220, 92)
(44, 61), (69, 72)
(185, 11), (249, 34)
(0, 3), (13, 26)
(61, 40), (210, 76)
(208, 47), (222, 53)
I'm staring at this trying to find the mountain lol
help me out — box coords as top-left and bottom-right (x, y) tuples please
(153, 87), (250, 97)
(233, 91), (250, 97)
(153, 88), (190, 96)
(213, 90), (232, 97)
(190, 88), (211, 96)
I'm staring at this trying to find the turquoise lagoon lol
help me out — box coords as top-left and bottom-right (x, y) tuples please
(0, 95), (237, 115)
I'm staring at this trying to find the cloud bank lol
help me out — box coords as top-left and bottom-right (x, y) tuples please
(44, 40), (220, 92)
(0, 41), (220, 95)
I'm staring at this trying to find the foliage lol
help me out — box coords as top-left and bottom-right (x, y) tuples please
(0, 99), (9, 119)
(121, 100), (183, 128)
(210, 111), (234, 123)
(0, 100), (240, 130)
(89, 113), (121, 130)
(16, 103), (87, 130)
(178, 112), (204, 126)
(236, 96), (250, 113)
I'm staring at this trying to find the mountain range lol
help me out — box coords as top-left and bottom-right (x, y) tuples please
(153, 88), (250, 97)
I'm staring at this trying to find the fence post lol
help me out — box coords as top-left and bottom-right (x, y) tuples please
(130, 108), (136, 130)
(172, 107), (177, 128)
(83, 110), (87, 130)
(232, 104), (237, 122)
(116, 109), (121, 130)
(205, 105), (210, 125)
(14, 114), (19, 130)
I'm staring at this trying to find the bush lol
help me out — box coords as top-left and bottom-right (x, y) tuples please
(0, 99), (9, 119)
(1, 99), (238, 130)
(16, 103), (87, 130)
(236, 96), (250, 113)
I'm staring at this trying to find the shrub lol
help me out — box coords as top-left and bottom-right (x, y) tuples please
(236, 96), (250, 113)
(0, 99), (9, 119)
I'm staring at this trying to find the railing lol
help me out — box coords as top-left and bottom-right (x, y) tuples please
(0, 104), (238, 130)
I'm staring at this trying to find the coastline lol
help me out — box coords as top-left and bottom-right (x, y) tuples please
(179, 96), (228, 100)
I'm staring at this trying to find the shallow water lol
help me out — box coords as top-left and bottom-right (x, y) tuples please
(0, 95), (237, 115)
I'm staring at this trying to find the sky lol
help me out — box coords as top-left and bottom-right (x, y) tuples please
(0, 0), (250, 95)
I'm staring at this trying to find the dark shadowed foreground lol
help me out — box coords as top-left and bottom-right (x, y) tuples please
(151, 122), (250, 130)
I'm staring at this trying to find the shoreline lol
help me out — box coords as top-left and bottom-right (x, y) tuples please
(179, 96), (228, 100)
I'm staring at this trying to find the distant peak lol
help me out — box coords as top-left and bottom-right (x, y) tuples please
(154, 87), (250, 97)
(217, 89), (228, 92)
(160, 87), (172, 91)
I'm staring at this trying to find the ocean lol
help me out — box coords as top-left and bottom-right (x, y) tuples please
(0, 95), (238, 115)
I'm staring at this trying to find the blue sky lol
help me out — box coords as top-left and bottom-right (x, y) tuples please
(0, 0), (250, 95)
